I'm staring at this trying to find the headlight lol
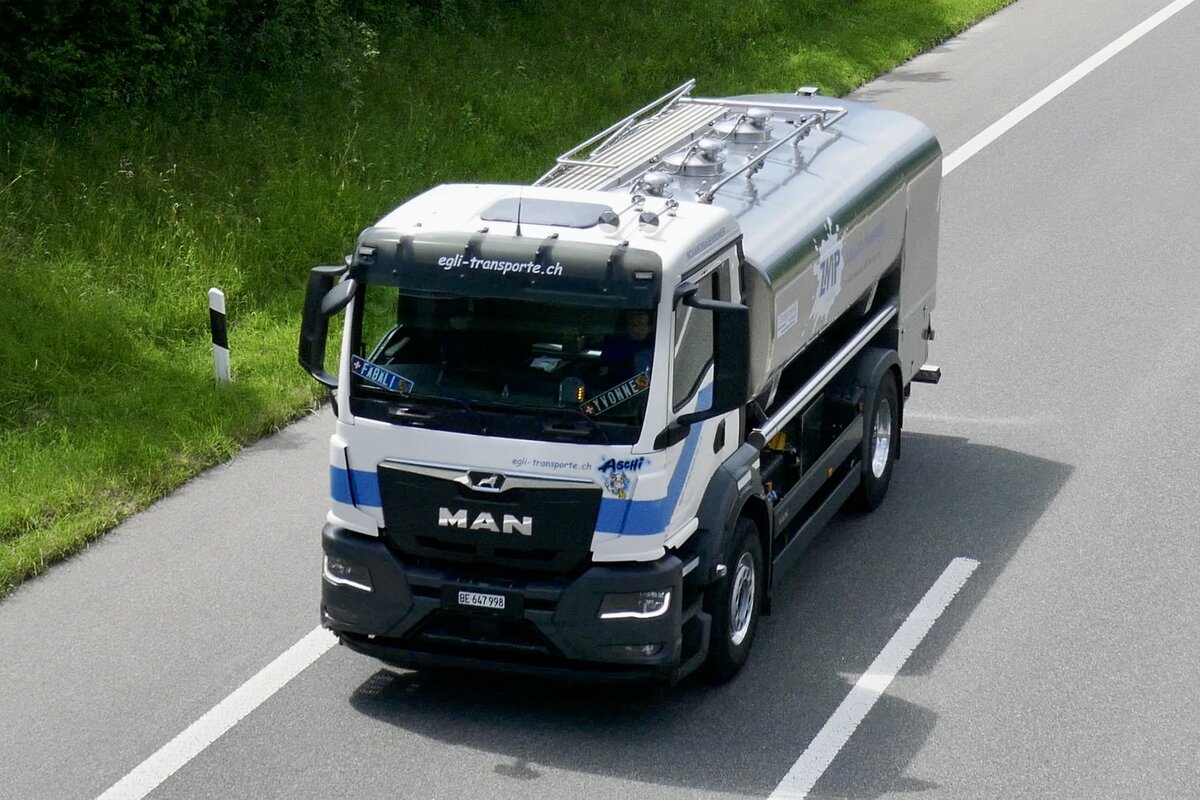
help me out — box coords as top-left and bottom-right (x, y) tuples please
(598, 589), (671, 619)
(323, 555), (373, 592)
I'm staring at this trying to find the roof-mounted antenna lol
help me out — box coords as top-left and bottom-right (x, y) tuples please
(515, 189), (524, 238)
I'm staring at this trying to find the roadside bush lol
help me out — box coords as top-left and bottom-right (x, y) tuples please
(0, 0), (391, 116)
(1, 0), (214, 112)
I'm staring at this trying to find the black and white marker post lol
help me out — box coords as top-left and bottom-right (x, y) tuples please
(208, 287), (231, 383)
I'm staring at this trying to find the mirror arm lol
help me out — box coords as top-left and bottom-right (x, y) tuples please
(673, 281), (698, 306)
(310, 370), (338, 389)
(320, 278), (358, 316)
(684, 294), (746, 313)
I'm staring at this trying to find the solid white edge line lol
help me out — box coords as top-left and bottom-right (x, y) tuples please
(767, 4), (1195, 795)
(943, 0), (1197, 175)
(769, 557), (980, 800)
(95, 626), (337, 800)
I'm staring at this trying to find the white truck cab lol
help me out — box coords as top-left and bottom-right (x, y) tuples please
(301, 81), (941, 682)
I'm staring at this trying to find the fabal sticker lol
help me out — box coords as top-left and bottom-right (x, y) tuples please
(581, 371), (650, 416)
(350, 355), (414, 394)
(810, 217), (844, 325)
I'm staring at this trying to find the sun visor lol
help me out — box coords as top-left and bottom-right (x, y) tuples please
(350, 229), (662, 308)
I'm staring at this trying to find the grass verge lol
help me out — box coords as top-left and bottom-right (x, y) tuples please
(0, 0), (1015, 596)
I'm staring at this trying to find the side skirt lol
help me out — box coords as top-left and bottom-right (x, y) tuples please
(772, 466), (861, 580)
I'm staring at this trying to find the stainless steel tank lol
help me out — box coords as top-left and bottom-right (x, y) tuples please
(540, 85), (943, 399)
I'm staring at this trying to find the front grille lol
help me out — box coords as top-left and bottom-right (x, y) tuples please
(379, 462), (602, 574)
(407, 611), (560, 661)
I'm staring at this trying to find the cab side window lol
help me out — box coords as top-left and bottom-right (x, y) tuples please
(672, 269), (719, 411)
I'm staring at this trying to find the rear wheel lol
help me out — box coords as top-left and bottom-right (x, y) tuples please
(853, 372), (899, 511)
(704, 517), (763, 682)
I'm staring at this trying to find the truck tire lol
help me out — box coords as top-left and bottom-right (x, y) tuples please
(704, 517), (763, 682)
(853, 372), (899, 511)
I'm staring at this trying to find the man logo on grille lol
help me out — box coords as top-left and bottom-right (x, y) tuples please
(438, 508), (532, 536)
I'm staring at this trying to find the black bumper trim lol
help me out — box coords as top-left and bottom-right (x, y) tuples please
(322, 524), (687, 678)
(338, 631), (674, 682)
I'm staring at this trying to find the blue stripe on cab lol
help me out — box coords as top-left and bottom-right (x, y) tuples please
(331, 381), (711, 537)
(331, 466), (353, 504)
(595, 384), (711, 537)
(330, 467), (381, 507)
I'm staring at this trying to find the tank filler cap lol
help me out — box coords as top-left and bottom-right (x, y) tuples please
(664, 137), (726, 177)
(713, 107), (774, 142)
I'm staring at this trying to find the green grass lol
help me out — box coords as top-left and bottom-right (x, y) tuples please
(0, 0), (1014, 595)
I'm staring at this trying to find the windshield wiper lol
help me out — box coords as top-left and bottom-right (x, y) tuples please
(543, 416), (606, 443)
(473, 400), (612, 445)
(384, 391), (489, 433)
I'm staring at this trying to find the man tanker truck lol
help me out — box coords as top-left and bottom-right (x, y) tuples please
(300, 80), (942, 682)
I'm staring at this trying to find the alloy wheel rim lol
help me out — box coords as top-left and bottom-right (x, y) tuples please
(871, 399), (892, 478)
(730, 551), (756, 646)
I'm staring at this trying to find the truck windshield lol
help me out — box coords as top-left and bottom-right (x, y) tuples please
(349, 286), (656, 444)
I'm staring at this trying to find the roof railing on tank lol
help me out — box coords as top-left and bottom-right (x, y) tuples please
(537, 81), (849, 200)
(535, 79), (705, 188)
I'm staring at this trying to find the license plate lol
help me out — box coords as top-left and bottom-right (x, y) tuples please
(457, 590), (506, 610)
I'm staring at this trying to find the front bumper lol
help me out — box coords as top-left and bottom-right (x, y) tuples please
(321, 524), (696, 680)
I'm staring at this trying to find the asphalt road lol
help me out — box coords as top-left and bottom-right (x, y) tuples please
(3, 1), (1197, 797)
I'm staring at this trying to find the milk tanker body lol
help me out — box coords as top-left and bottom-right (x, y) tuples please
(300, 81), (942, 682)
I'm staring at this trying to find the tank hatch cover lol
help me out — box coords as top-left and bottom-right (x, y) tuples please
(713, 108), (774, 143)
(663, 137), (726, 177)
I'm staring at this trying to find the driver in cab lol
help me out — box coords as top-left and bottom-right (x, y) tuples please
(599, 309), (654, 381)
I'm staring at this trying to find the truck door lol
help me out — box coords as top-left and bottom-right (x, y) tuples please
(663, 243), (743, 543)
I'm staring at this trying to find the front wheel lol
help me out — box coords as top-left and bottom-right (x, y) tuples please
(704, 517), (763, 682)
(852, 372), (899, 511)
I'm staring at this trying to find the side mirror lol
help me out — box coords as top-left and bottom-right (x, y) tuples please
(299, 265), (353, 388)
(676, 294), (750, 427)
